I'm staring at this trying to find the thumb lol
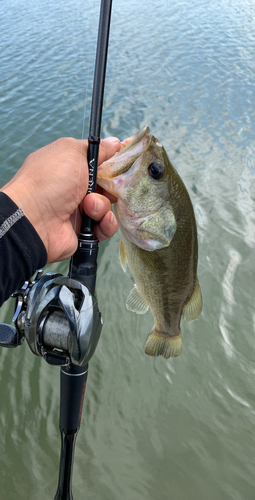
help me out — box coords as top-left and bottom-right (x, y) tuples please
(98, 137), (121, 165)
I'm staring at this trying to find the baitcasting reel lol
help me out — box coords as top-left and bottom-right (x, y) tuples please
(0, 271), (103, 367)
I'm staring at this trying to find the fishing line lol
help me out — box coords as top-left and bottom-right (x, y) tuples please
(54, 4), (113, 497)
(0, 3), (113, 499)
(69, 0), (98, 280)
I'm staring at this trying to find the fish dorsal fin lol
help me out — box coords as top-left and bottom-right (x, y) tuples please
(126, 285), (149, 315)
(119, 238), (128, 272)
(182, 277), (202, 322)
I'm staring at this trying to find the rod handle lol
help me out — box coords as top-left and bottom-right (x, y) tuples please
(60, 364), (88, 432)
(54, 365), (88, 500)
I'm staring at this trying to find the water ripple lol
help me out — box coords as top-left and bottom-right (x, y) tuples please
(1, 0), (255, 499)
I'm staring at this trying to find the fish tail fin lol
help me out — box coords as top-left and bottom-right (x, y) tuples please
(144, 328), (182, 359)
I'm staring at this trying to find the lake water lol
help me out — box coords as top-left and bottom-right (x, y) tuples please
(0, 0), (255, 499)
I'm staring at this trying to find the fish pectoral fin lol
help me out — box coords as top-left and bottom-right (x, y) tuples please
(119, 238), (128, 272)
(126, 285), (149, 314)
(182, 277), (202, 322)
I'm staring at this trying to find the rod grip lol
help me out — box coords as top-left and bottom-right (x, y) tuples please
(60, 364), (88, 432)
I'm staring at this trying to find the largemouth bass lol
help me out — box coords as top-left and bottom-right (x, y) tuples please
(97, 126), (202, 358)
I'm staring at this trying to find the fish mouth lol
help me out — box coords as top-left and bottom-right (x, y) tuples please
(119, 126), (150, 155)
(98, 126), (152, 179)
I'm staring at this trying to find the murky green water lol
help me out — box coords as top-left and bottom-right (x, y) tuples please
(1, 0), (255, 498)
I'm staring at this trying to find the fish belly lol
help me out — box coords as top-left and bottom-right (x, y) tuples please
(120, 229), (184, 358)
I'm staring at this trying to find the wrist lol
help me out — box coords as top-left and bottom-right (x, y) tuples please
(1, 182), (49, 256)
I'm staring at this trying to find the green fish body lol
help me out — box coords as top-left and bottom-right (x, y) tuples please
(97, 126), (202, 358)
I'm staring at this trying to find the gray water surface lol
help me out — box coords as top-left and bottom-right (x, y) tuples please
(0, 0), (255, 499)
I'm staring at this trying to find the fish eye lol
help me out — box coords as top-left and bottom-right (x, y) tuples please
(148, 162), (165, 180)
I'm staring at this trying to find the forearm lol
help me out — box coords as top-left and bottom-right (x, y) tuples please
(0, 192), (47, 306)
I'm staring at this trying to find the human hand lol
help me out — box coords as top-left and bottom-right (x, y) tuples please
(1, 137), (121, 263)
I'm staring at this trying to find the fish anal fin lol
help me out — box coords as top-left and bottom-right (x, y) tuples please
(182, 277), (202, 322)
(126, 285), (149, 314)
(119, 238), (127, 272)
(144, 328), (182, 358)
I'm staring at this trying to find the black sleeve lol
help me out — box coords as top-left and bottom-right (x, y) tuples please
(0, 192), (47, 306)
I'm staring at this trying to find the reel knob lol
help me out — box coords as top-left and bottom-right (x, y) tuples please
(0, 323), (22, 347)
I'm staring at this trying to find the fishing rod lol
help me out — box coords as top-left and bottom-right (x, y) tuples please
(55, 0), (113, 497)
(0, 0), (113, 498)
